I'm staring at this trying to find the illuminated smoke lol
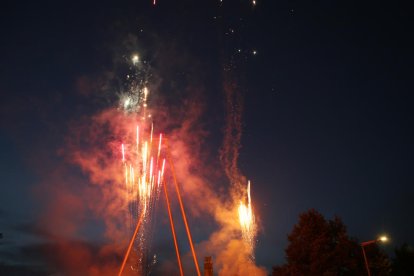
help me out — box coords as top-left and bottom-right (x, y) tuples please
(38, 42), (265, 275)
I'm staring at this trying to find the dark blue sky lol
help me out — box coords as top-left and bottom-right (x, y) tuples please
(0, 0), (413, 274)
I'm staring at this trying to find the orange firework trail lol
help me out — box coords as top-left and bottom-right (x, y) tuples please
(166, 139), (201, 276)
(163, 176), (184, 276)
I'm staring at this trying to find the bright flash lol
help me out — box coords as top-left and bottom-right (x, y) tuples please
(378, 235), (388, 242)
(132, 54), (139, 65)
(252, 0), (256, 6)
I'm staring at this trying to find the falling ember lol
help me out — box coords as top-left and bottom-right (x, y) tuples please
(238, 180), (256, 255)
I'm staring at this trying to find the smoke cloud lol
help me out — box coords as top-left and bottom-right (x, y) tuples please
(32, 34), (267, 275)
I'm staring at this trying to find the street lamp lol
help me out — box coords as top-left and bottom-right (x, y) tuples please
(360, 235), (388, 276)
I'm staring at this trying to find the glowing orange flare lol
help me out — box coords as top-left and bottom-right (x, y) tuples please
(238, 180), (256, 253)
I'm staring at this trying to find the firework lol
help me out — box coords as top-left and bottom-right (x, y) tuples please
(117, 51), (204, 275)
(238, 180), (256, 255)
(121, 121), (166, 270)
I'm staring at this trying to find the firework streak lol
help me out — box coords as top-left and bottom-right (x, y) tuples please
(238, 180), (256, 256)
(119, 124), (202, 275)
(121, 124), (166, 274)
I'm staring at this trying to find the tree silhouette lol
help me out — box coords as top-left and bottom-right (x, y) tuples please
(391, 243), (414, 276)
(273, 209), (391, 276)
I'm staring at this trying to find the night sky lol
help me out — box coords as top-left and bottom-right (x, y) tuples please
(1, 0), (413, 274)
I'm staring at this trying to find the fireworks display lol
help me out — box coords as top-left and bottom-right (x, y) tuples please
(4, 1), (408, 275)
(112, 1), (262, 270)
(113, 46), (260, 274)
(47, 1), (264, 274)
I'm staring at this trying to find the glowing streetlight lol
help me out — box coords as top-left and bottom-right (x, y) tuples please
(378, 235), (388, 243)
(360, 235), (389, 276)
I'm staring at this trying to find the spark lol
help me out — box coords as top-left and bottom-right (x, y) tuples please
(144, 87), (149, 100)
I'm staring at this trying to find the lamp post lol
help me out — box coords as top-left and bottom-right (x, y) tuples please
(360, 235), (388, 276)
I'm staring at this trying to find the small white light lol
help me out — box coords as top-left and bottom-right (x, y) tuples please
(124, 98), (130, 109)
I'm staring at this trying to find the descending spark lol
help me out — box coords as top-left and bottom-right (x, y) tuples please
(238, 180), (256, 255)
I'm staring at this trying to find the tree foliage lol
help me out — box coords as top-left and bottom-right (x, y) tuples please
(391, 243), (414, 276)
(273, 209), (391, 276)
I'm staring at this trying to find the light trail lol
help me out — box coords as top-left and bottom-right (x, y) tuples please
(118, 209), (145, 276)
(163, 177), (184, 276)
(166, 139), (201, 276)
(238, 180), (256, 254)
(121, 125), (166, 273)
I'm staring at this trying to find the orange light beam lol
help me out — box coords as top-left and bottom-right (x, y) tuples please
(163, 179), (184, 276)
(166, 139), (201, 276)
(118, 210), (145, 276)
